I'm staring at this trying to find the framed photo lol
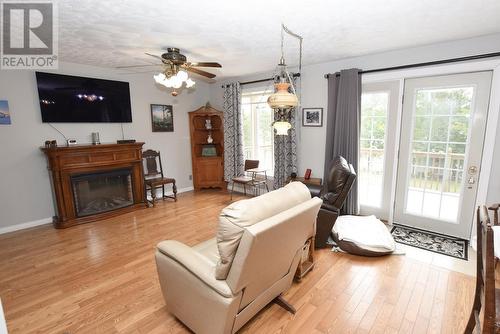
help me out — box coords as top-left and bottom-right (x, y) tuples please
(150, 104), (173, 132)
(0, 100), (11, 125)
(201, 144), (217, 157)
(302, 108), (323, 127)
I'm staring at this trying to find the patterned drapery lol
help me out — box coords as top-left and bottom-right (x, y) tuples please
(223, 82), (244, 182)
(273, 75), (299, 189)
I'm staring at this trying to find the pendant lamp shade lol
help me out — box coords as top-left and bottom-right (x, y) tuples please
(267, 82), (298, 109)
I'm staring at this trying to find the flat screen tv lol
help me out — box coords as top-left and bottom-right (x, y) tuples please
(36, 72), (132, 123)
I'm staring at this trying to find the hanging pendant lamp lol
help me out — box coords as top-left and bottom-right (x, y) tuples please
(267, 24), (302, 135)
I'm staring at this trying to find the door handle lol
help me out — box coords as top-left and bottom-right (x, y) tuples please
(467, 165), (478, 189)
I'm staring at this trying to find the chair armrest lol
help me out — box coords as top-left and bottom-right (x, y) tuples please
(321, 201), (340, 212)
(156, 240), (234, 297)
(306, 184), (322, 198)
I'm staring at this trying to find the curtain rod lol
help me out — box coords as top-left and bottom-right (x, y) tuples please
(221, 73), (301, 88)
(323, 51), (500, 78)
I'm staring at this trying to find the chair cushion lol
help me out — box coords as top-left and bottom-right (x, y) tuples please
(331, 215), (395, 256)
(215, 182), (311, 279)
(145, 177), (175, 186)
(232, 176), (253, 183)
(192, 238), (220, 265)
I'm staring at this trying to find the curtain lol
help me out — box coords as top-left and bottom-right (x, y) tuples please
(223, 82), (244, 182)
(324, 69), (361, 214)
(273, 75), (299, 189)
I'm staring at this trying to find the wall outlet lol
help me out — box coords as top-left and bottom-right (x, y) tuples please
(189, 175), (192, 180)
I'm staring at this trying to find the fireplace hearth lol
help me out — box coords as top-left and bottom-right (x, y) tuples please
(41, 142), (146, 228)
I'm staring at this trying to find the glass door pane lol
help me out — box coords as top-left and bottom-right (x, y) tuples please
(395, 72), (492, 238)
(359, 92), (389, 208)
(359, 81), (400, 220)
(405, 87), (473, 222)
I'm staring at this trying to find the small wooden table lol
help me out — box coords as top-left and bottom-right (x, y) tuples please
(295, 237), (314, 281)
(287, 176), (322, 187)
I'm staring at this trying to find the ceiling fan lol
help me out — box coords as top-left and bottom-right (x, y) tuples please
(117, 48), (222, 96)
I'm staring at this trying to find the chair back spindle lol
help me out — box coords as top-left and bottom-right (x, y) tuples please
(464, 205), (498, 333)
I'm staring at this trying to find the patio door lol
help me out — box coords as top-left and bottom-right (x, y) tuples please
(394, 72), (492, 239)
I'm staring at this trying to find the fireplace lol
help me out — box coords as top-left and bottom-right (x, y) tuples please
(72, 169), (134, 217)
(41, 142), (146, 228)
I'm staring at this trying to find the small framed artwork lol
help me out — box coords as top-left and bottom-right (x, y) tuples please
(0, 100), (11, 125)
(151, 104), (174, 132)
(302, 108), (323, 127)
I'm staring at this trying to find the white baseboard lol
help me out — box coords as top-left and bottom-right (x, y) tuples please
(0, 217), (53, 235)
(147, 186), (194, 200)
(0, 187), (195, 235)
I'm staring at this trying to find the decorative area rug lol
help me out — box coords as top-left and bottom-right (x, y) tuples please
(390, 224), (468, 260)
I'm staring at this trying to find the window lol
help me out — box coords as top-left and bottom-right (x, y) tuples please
(241, 91), (274, 175)
(359, 91), (390, 208)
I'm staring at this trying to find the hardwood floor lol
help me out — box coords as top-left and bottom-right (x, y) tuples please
(0, 190), (475, 333)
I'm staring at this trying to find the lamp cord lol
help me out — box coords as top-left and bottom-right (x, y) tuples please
(47, 123), (68, 142)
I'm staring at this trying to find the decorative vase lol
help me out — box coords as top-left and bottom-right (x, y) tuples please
(205, 118), (212, 130)
(267, 82), (298, 109)
(207, 134), (213, 144)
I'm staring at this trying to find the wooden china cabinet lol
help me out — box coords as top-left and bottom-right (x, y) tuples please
(189, 104), (226, 190)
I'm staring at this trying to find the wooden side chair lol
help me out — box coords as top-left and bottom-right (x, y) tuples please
(143, 149), (177, 206)
(230, 160), (259, 200)
(464, 205), (499, 334)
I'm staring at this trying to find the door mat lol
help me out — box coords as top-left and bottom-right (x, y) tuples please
(391, 224), (468, 260)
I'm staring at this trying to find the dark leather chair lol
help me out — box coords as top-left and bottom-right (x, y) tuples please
(308, 156), (356, 248)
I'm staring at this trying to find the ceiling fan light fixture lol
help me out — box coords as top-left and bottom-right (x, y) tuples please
(177, 70), (188, 81)
(153, 73), (166, 84)
(146, 48), (221, 95)
(186, 78), (196, 88)
(171, 77), (183, 89)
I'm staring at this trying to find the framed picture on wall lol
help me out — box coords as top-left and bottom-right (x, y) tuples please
(150, 104), (173, 132)
(302, 108), (323, 127)
(0, 100), (11, 125)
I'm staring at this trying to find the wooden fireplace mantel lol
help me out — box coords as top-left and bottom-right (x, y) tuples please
(41, 142), (146, 228)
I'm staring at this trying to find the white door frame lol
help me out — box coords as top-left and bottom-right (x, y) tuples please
(361, 59), (500, 239)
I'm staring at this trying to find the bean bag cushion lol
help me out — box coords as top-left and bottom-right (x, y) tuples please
(331, 215), (395, 256)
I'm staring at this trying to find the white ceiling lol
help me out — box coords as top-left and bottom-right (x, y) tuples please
(57, 0), (500, 79)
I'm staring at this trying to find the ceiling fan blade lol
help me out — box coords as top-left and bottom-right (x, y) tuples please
(115, 64), (160, 69)
(185, 67), (216, 79)
(189, 62), (222, 68)
(145, 53), (165, 61)
(117, 69), (158, 74)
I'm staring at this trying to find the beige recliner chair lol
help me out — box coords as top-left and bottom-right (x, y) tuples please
(155, 182), (322, 333)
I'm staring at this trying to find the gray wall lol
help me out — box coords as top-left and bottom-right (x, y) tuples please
(0, 62), (210, 231)
(210, 33), (500, 202)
